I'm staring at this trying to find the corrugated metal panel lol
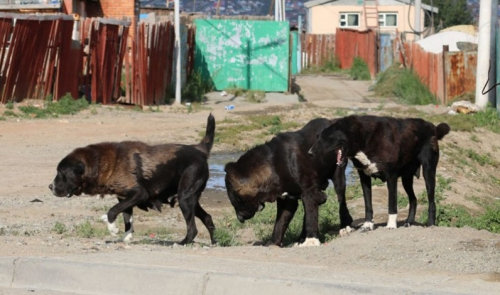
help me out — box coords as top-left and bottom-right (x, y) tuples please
(0, 13), (77, 103)
(335, 28), (377, 77)
(445, 50), (477, 104)
(379, 33), (393, 72)
(300, 33), (335, 70)
(124, 21), (175, 106)
(194, 19), (290, 92)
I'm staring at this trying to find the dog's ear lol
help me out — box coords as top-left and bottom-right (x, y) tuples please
(73, 162), (85, 175)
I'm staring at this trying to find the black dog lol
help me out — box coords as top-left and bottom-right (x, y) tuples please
(49, 114), (216, 245)
(309, 115), (450, 230)
(224, 118), (349, 247)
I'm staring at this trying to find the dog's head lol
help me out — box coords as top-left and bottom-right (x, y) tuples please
(224, 161), (273, 223)
(309, 120), (348, 167)
(49, 154), (86, 198)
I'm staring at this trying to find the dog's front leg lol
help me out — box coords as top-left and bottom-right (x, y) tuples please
(295, 190), (325, 247)
(102, 189), (148, 237)
(386, 175), (398, 229)
(358, 172), (374, 231)
(334, 165), (354, 236)
(269, 197), (299, 247)
(121, 206), (134, 243)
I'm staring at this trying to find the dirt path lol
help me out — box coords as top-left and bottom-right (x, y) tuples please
(0, 75), (499, 287)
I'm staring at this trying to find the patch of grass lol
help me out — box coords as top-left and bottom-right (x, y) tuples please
(46, 94), (89, 115)
(374, 63), (437, 105)
(74, 221), (107, 238)
(52, 221), (67, 235)
(214, 115), (300, 147)
(182, 70), (214, 103)
(425, 106), (500, 133)
(465, 149), (497, 167)
(301, 54), (342, 74)
(398, 192), (409, 209)
(0, 116), (6, 121)
(18, 105), (52, 118)
(225, 85), (245, 97)
(6, 101), (14, 110)
(215, 188), (341, 247)
(245, 90), (266, 103)
(349, 57), (371, 81)
(470, 134), (480, 142)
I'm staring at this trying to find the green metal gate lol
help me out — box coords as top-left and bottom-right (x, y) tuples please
(194, 19), (290, 92)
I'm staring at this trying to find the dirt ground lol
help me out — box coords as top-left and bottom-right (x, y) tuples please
(0, 75), (499, 284)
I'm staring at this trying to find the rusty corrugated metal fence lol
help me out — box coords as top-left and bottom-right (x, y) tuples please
(335, 28), (377, 77)
(0, 13), (78, 103)
(300, 33), (335, 69)
(0, 13), (182, 106)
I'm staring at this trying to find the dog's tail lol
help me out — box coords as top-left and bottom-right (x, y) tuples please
(436, 123), (451, 140)
(198, 113), (215, 155)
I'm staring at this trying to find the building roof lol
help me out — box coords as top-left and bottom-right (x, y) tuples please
(304, 0), (438, 13)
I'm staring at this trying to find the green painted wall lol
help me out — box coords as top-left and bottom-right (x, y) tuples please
(194, 19), (290, 92)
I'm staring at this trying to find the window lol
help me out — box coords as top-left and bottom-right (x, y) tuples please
(339, 13), (360, 28)
(379, 13), (398, 27)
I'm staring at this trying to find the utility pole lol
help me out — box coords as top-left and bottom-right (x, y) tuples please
(414, 0), (421, 40)
(174, 0), (181, 104)
(475, 0), (494, 108)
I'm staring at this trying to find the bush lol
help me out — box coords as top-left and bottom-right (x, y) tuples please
(374, 63), (437, 105)
(181, 70), (214, 103)
(349, 57), (371, 81)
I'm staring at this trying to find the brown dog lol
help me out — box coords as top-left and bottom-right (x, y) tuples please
(49, 114), (216, 245)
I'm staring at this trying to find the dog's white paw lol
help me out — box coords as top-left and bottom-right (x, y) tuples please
(295, 238), (320, 247)
(339, 226), (354, 237)
(360, 221), (374, 232)
(386, 214), (398, 229)
(121, 231), (133, 243)
(100, 214), (119, 236)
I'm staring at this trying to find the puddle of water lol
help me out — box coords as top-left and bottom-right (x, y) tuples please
(207, 153), (356, 191)
(207, 153), (242, 191)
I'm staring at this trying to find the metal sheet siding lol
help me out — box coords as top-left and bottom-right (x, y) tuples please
(194, 19), (290, 92)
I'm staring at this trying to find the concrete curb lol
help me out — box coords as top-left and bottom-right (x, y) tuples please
(0, 256), (470, 295)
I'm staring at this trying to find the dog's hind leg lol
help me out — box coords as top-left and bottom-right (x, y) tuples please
(358, 172), (374, 231)
(402, 173), (417, 227)
(194, 202), (216, 245)
(177, 172), (207, 245)
(421, 151), (439, 226)
(270, 197), (299, 247)
(386, 175), (398, 229)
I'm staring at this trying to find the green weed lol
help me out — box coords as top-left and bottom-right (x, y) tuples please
(74, 221), (107, 238)
(6, 101), (13, 110)
(374, 64), (437, 105)
(46, 94), (89, 115)
(301, 54), (341, 74)
(182, 70), (214, 103)
(0, 116), (6, 121)
(52, 221), (67, 235)
(349, 57), (371, 81)
(245, 90), (266, 103)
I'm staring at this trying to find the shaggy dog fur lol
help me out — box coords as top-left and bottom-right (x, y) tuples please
(49, 114), (216, 245)
(224, 118), (350, 247)
(309, 115), (450, 230)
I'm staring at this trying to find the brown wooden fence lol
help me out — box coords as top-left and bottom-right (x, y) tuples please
(0, 13), (78, 103)
(300, 33), (335, 70)
(123, 21), (175, 106)
(401, 42), (477, 104)
(335, 28), (378, 77)
(81, 18), (130, 105)
(0, 13), (184, 106)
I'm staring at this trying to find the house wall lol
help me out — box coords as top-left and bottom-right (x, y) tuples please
(309, 4), (426, 41)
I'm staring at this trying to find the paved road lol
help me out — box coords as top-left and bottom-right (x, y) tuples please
(0, 250), (498, 295)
